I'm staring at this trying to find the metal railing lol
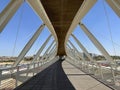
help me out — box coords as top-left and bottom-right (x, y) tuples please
(0, 56), (59, 90)
(66, 56), (120, 90)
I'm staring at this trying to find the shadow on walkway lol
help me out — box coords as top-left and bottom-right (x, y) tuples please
(14, 60), (75, 90)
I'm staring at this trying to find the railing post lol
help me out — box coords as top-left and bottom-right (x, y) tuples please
(37, 63), (39, 73)
(39, 62), (41, 67)
(26, 64), (29, 77)
(0, 70), (2, 85)
(87, 61), (90, 73)
(81, 60), (84, 69)
(85, 61), (88, 71)
(92, 62), (95, 74)
(15, 66), (19, 87)
(99, 64), (104, 79)
(33, 63), (35, 76)
(110, 65), (116, 84)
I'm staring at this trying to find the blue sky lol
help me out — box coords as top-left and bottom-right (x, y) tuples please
(0, 0), (120, 56)
(70, 0), (120, 56)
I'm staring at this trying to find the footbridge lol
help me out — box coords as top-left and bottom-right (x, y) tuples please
(0, 0), (120, 90)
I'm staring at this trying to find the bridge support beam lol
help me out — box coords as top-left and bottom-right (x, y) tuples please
(40, 40), (55, 61)
(106, 0), (120, 17)
(27, 0), (57, 42)
(48, 45), (57, 57)
(66, 44), (72, 50)
(49, 46), (56, 55)
(71, 34), (97, 73)
(66, 46), (76, 60)
(31, 34), (52, 63)
(47, 44), (56, 55)
(79, 23), (116, 83)
(45, 40), (55, 55)
(50, 48), (57, 59)
(68, 40), (85, 61)
(13, 24), (45, 67)
(71, 34), (95, 62)
(0, 0), (23, 33)
(68, 41), (86, 69)
(66, 45), (74, 58)
(66, 45), (75, 59)
(79, 23), (114, 63)
(65, 0), (97, 49)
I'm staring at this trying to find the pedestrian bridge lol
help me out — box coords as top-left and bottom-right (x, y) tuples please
(0, 0), (120, 90)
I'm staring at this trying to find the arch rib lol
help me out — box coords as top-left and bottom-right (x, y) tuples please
(0, 0), (23, 33)
(37, 40), (55, 62)
(65, 0), (97, 55)
(13, 24), (45, 67)
(31, 34), (52, 63)
(71, 34), (95, 62)
(79, 23), (114, 63)
(27, 0), (58, 52)
(68, 40), (85, 61)
(106, 0), (120, 17)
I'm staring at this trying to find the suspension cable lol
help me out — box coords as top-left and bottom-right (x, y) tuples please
(102, 0), (117, 57)
(92, 28), (120, 49)
(12, 2), (24, 56)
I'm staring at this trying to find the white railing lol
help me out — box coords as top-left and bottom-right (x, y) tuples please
(0, 56), (59, 90)
(66, 56), (120, 90)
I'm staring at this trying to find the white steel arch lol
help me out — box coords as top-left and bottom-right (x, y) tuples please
(0, 0), (23, 33)
(13, 24), (45, 67)
(106, 0), (120, 17)
(27, 0), (58, 53)
(31, 34), (52, 63)
(65, 0), (97, 56)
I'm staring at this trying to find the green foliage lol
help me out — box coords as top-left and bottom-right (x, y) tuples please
(24, 57), (33, 61)
(93, 55), (105, 60)
(93, 55), (120, 61)
(0, 59), (15, 62)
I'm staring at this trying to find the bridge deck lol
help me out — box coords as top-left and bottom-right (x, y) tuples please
(14, 60), (75, 90)
(63, 61), (112, 90)
(14, 60), (112, 90)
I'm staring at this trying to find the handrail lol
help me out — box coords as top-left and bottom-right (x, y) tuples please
(0, 56), (59, 89)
